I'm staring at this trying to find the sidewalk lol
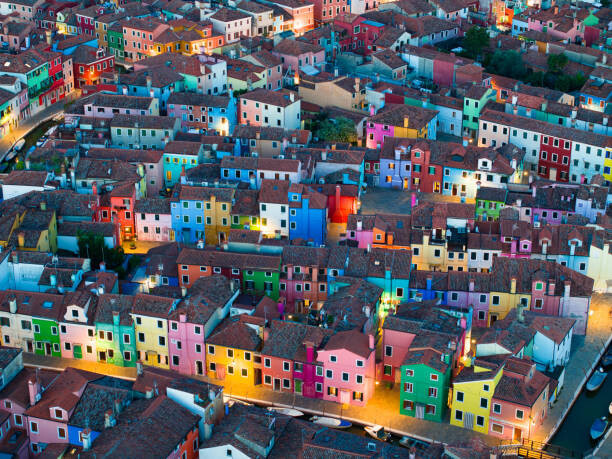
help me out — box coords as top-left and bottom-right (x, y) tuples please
(0, 96), (72, 158)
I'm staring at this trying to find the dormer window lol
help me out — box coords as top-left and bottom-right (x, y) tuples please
(54, 409), (62, 419)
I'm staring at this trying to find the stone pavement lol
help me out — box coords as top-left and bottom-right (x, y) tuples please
(22, 294), (612, 450)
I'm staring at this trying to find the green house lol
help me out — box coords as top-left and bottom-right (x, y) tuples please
(399, 349), (452, 423)
(463, 86), (495, 139)
(94, 295), (137, 367)
(108, 23), (124, 60)
(240, 254), (281, 300)
(33, 314), (61, 358)
(475, 187), (507, 221)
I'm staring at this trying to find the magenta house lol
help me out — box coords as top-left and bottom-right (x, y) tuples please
(317, 330), (376, 407)
(345, 214), (375, 249)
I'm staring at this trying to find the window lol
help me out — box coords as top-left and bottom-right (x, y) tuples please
(316, 382), (323, 392)
(227, 349), (234, 358)
(492, 423), (504, 434)
(430, 373), (439, 381)
(283, 379), (290, 388)
(404, 382), (413, 393)
(342, 372), (350, 382)
(491, 295), (500, 305)
(356, 359), (364, 367)
(385, 345), (393, 357)
(516, 409), (524, 420)
(330, 355), (337, 362)
(455, 410), (463, 421)
(428, 387), (438, 398)
(208, 345), (215, 355)
(456, 391), (464, 402)
(396, 287), (404, 297)
(476, 415), (485, 427)
(405, 369), (414, 377)
(264, 358), (271, 368)
(493, 403), (501, 414)
(30, 421), (38, 433)
(483, 384), (489, 391)
(283, 361), (290, 372)
(480, 397), (488, 408)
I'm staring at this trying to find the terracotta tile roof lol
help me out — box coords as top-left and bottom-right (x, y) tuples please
(241, 88), (299, 107)
(522, 311), (575, 345)
(259, 179), (290, 204)
(207, 316), (262, 350)
(273, 38), (323, 56)
(94, 294), (134, 326)
(179, 185), (235, 202)
(493, 365), (550, 407)
(322, 329), (373, 359)
(262, 320), (333, 362)
(85, 148), (162, 164)
(1, 170), (48, 187)
(210, 7), (252, 22)
(369, 103), (437, 129)
(169, 275), (236, 325)
(0, 347), (20, 371)
(177, 247), (281, 271)
(167, 92), (231, 108)
(403, 347), (449, 373)
(109, 114), (178, 130)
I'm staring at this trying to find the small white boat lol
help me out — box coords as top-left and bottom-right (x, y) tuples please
(590, 416), (608, 440)
(364, 425), (391, 442)
(267, 406), (304, 417)
(310, 416), (352, 428)
(13, 139), (25, 151)
(609, 402), (612, 415)
(4, 149), (17, 161)
(586, 368), (607, 391)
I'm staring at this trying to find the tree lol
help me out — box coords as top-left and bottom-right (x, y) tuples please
(547, 53), (568, 74)
(77, 231), (125, 270)
(316, 117), (358, 144)
(485, 50), (527, 80)
(463, 26), (490, 60)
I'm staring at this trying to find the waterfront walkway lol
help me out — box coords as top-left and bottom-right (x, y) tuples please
(22, 293), (612, 450)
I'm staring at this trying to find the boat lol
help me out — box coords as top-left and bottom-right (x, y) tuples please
(602, 349), (612, 368)
(309, 416), (352, 429)
(590, 416), (608, 440)
(399, 436), (430, 450)
(4, 149), (17, 161)
(364, 425), (391, 442)
(586, 368), (607, 391)
(267, 407), (304, 417)
(13, 139), (25, 151)
(609, 402), (612, 416)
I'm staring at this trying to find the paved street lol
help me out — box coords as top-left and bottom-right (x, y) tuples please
(22, 294), (612, 450)
(0, 99), (71, 159)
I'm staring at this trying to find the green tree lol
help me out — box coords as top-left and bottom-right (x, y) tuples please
(486, 50), (527, 80)
(77, 231), (125, 270)
(464, 26), (490, 59)
(316, 117), (358, 144)
(547, 53), (568, 74)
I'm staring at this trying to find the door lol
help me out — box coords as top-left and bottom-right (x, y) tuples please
(452, 184), (458, 196)
(195, 361), (203, 375)
(294, 379), (302, 394)
(73, 345), (83, 359)
(415, 404), (425, 419)
(464, 412), (474, 430)
(403, 178), (409, 189)
(513, 427), (522, 442)
(169, 230), (175, 241)
(434, 182), (441, 193)
(254, 368), (262, 385)
(99, 351), (107, 362)
(44, 342), (51, 356)
(274, 378), (281, 391)
(26, 340), (33, 353)
(340, 390), (350, 404)
(548, 168), (557, 181)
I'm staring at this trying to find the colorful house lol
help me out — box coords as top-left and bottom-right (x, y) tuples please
(287, 183), (328, 246)
(163, 141), (205, 188)
(59, 291), (98, 362)
(131, 294), (177, 369)
(94, 294), (137, 367)
(366, 104), (438, 149)
(167, 92), (237, 136)
(260, 320), (332, 396)
(317, 330), (376, 406)
(135, 198), (173, 242)
(450, 360), (504, 434)
(475, 187), (507, 221)
(462, 86), (496, 140)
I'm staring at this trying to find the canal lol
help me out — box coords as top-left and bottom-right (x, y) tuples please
(549, 343), (611, 455)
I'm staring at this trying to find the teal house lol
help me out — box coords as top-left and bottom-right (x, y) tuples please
(463, 86), (495, 140)
(94, 294), (137, 367)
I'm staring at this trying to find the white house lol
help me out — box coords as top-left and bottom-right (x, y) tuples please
(255, 158), (301, 188)
(1, 171), (53, 201)
(208, 8), (252, 44)
(525, 312), (574, 371)
(258, 179), (290, 238)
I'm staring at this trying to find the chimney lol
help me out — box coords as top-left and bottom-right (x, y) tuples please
(603, 116), (608, 126)
(289, 92), (295, 102)
(203, 422), (213, 440)
(255, 131), (260, 140)
(28, 378), (40, 406)
(104, 409), (115, 428)
(369, 104), (375, 116)
(571, 108), (577, 119)
(511, 95), (518, 105)
(469, 278), (475, 292)
(368, 334), (375, 350)
(145, 386), (154, 399)
(136, 361), (143, 376)
(334, 67), (339, 77)
(510, 277), (516, 294)
(403, 116), (410, 128)
(17, 232), (25, 248)
(100, 261), (106, 271)
(547, 280), (555, 296)
(45, 30), (51, 45)
(354, 77), (360, 94)
(564, 280), (570, 298)
(50, 274), (57, 287)
(81, 428), (93, 451)
(181, 286), (187, 297)
(179, 313), (187, 323)
(532, 186), (536, 197)
(146, 76), (152, 90)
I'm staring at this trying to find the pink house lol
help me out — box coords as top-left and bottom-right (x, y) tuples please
(345, 214), (374, 249)
(527, 5), (585, 43)
(270, 0), (314, 35)
(59, 292), (98, 362)
(317, 330), (375, 406)
(261, 320), (332, 395)
(239, 89), (301, 130)
(167, 311), (206, 377)
(134, 198), (173, 242)
(280, 246), (329, 315)
(271, 38), (325, 71)
(25, 368), (99, 449)
(381, 319), (417, 383)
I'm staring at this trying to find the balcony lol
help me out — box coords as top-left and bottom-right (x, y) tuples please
(27, 78), (52, 99)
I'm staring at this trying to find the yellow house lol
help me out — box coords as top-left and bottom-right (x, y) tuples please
(450, 360), (503, 434)
(604, 147), (612, 183)
(7, 209), (57, 253)
(205, 320), (262, 385)
(203, 188), (235, 245)
(488, 277), (531, 326)
(0, 211), (24, 249)
(131, 294), (176, 369)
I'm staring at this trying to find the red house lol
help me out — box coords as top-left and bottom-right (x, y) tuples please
(312, 0), (349, 24)
(410, 140), (443, 193)
(72, 45), (114, 89)
(76, 5), (107, 36)
(315, 184), (359, 224)
(538, 134), (571, 182)
(334, 14), (385, 55)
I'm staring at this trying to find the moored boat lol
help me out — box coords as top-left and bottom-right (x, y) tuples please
(609, 402), (612, 416)
(13, 139), (25, 151)
(309, 416), (352, 428)
(602, 349), (612, 368)
(267, 406), (304, 417)
(364, 425), (391, 442)
(590, 417), (608, 440)
(399, 436), (430, 450)
(586, 368), (607, 391)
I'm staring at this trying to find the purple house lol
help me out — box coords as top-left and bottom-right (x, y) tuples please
(506, 186), (576, 226)
(445, 272), (491, 328)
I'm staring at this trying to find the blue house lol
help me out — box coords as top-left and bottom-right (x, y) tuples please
(288, 184), (328, 246)
(409, 271), (448, 303)
(170, 186), (206, 243)
(118, 68), (184, 113)
(52, 36), (98, 55)
(377, 138), (412, 189)
(220, 156), (258, 188)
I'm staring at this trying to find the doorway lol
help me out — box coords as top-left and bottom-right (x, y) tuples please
(44, 342), (51, 355)
(513, 427), (522, 442)
(195, 361), (203, 375)
(73, 345), (82, 359)
(99, 351), (107, 362)
(254, 368), (262, 385)
(274, 378), (281, 391)
(26, 340), (33, 353)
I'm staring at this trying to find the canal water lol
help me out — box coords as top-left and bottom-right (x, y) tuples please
(549, 345), (612, 455)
